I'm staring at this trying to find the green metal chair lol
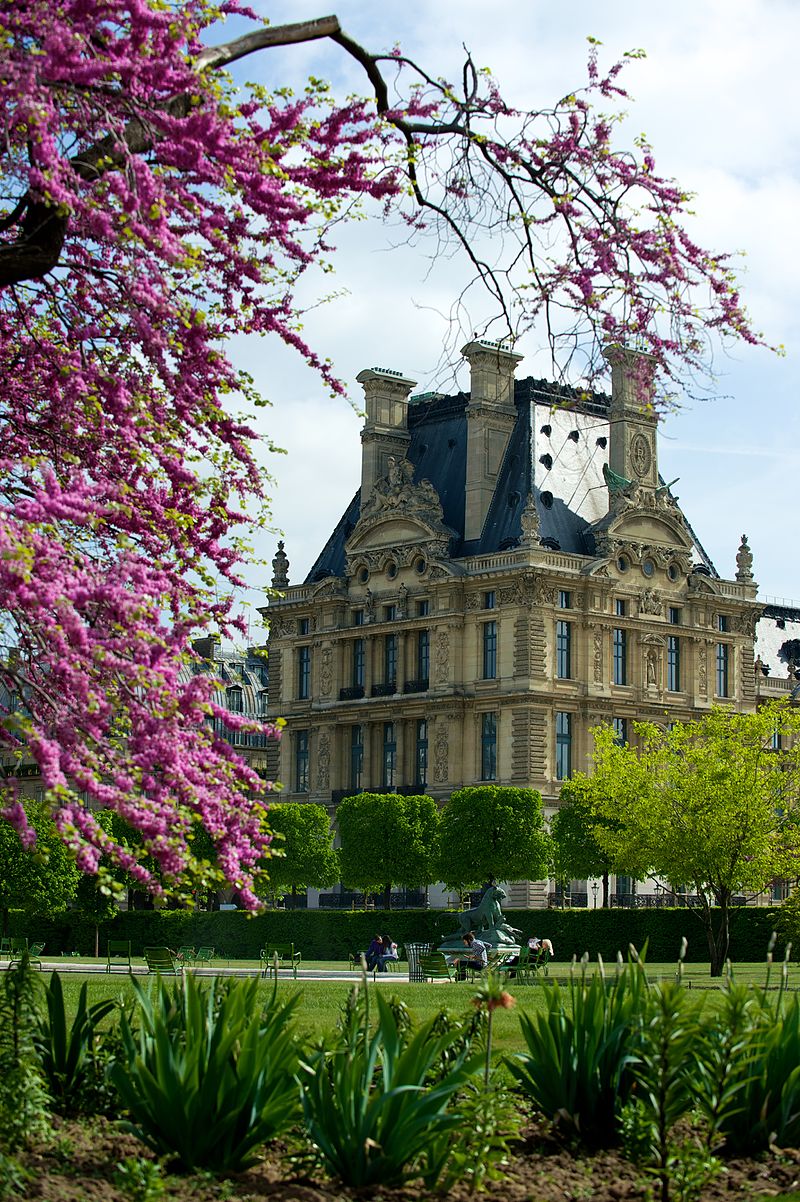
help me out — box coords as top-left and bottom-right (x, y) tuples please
(260, 943), (301, 979)
(105, 939), (132, 973)
(174, 945), (196, 965)
(193, 946), (216, 968)
(419, 951), (455, 983)
(143, 946), (180, 975)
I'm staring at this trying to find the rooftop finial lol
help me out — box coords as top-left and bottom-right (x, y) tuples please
(271, 540), (289, 590)
(735, 534), (754, 584)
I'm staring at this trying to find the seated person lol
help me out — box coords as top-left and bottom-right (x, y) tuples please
(454, 931), (489, 980)
(364, 933), (384, 971)
(376, 934), (399, 972)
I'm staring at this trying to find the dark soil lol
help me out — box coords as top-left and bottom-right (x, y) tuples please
(17, 1115), (800, 1202)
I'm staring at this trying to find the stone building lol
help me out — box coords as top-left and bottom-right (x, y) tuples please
(262, 342), (768, 907)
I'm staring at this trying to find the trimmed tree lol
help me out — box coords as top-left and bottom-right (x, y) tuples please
(0, 801), (80, 933)
(264, 803), (339, 904)
(551, 778), (619, 907)
(588, 702), (800, 976)
(437, 786), (550, 893)
(337, 793), (439, 909)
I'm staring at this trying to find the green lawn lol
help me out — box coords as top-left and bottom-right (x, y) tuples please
(26, 957), (798, 1066)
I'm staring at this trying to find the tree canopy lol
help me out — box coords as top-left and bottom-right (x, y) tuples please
(0, 3), (767, 906)
(0, 800), (80, 929)
(264, 803), (339, 898)
(550, 778), (617, 907)
(587, 703), (800, 975)
(437, 786), (550, 892)
(337, 792), (439, 904)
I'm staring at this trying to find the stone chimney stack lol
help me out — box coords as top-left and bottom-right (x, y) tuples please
(602, 345), (660, 489)
(356, 367), (417, 506)
(462, 340), (523, 542)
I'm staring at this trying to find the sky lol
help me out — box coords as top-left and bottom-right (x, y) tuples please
(221, 0), (800, 636)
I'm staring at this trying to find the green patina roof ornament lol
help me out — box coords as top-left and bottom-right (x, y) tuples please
(602, 462), (632, 493)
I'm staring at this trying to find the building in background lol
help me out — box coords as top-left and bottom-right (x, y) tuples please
(262, 340), (790, 909)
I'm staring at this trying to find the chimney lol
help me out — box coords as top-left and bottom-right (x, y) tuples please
(356, 367), (417, 505)
(602, 345), (659, 489)
(462, 340), (523, 542)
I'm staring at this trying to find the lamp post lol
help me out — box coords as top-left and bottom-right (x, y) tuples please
(592, 881), (599, 909)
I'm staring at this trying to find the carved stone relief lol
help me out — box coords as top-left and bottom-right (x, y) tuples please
(434, 630), (450, 684)
(433, 720), (449, 783)
(698, 643), (708, 694)
(267, 618), (294, 640)
(320, 648), (332, 697)
(640, 588), (663, 616)
(630, 431), (652, 479)
(316, 733), (330, 790)
(593, 627), (603, 684)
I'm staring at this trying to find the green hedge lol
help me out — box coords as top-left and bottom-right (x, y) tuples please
(7, 904), (786, 964)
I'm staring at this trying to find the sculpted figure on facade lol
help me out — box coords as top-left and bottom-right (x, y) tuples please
(317, 733), (330, 790)
(434, 630), (449, 684)
(433, 720), (449, 783)
(320, 648), (332, 697)
(640, 588), (663, 616)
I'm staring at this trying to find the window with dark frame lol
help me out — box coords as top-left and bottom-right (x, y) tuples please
(556, 620), (572, 679)
(613, 628), (627, 685)
(349, 725), (363, 792)
(417, 599), (430, 617)
(716, 642), (730, 696)
(559, 590), (571, 609)
(352, 638), (365, 688)
(417, 629), (430, 681)
(297, 645), (311, 699)
(484, 590), (496, 610)
(482, 619), (497, 679)
(382, 722), (396, 788)
(299, 618), (310, 636)
(384, 634), (397, 688)
(612, 716), (628, 745)
(480, 712), (497, 780)
(668, 606), (681, 625)
(667, 635), (681, 692)
(415, 719), (428, 788)
(353, 609), (364, 627)
(295, 729), (309, 792)
(615, 598), (626, 617)
(555, 711), (572, 780)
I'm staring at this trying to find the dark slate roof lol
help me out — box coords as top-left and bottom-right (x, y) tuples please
(303, 377), (712, 583)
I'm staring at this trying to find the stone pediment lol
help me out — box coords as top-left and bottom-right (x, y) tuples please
(345, 457), (456, 575)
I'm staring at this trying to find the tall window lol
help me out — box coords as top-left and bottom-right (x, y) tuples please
(559, 590), (571, 609)
(667, 635), (681, 692)
(352, 608), (364, 626)
(716, 643), (730, 697)
(417, 629), (430, 681)
(612, 628), (627, 685)
(352, 638), (365, 688)
(612, 717), (628, 745)
(295, 730), (309, 792)
(384, 604), (397, 622)
(555, 711), (572, 780)
(297, 645), (311, 699)
(482, 620), (497, 679)
(480, 712), (497, 781)
(299, 618), (310, 636)
(483, 590), (496, 610)
(556, 620), (572, 679)
(384, 634), (397, 688)
(226, 686), (243, 713)
(615, 598), (626, 617)
(668, 607), (681, 625)
(415, 719), (428, 788)
(349, 725), (363, 792)
(382, 722), (396, 788)
(417, 599), (430, 617)
(717, 614), (729, 633)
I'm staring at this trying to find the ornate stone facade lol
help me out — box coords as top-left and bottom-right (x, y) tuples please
(261, 339), (766, 906)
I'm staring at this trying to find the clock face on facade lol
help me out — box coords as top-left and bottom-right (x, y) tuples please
(630, 431), (652, 479)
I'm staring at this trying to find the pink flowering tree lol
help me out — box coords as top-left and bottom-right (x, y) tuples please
(0, 4), (767, 908)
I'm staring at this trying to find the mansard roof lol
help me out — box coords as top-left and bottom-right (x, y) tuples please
(304, 376), (716, 584)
